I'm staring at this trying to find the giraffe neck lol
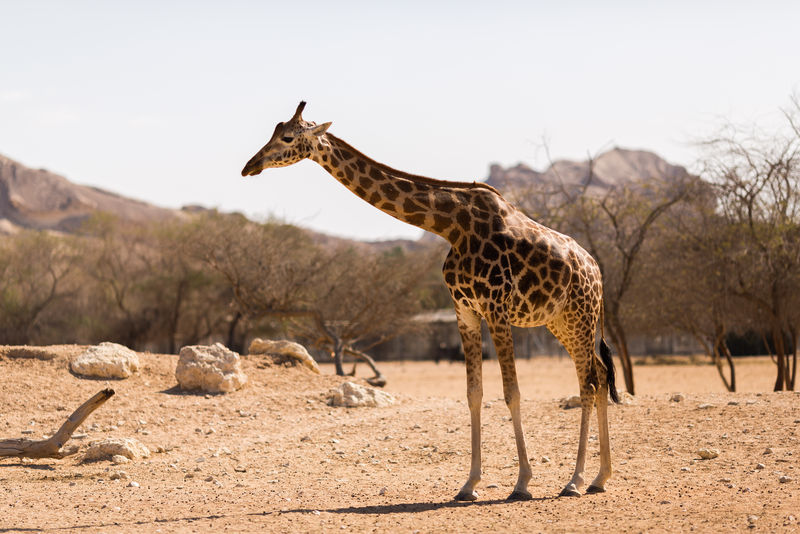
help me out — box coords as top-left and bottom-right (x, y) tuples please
(310, 133), (501, 242)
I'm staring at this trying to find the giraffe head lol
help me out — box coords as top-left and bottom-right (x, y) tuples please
(241, 101), (332, 176)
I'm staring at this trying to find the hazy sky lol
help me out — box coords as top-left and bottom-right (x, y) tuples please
(1, 1), (798, 240)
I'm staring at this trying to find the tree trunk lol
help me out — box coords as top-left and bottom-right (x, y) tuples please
(332, 339), (345, 376)
(714, 331), (736, 392)
(773, 327), (787, 391)
(226, 311), (243, 354)
(789, 326), (797, 391)
(606, 313), (634, 395)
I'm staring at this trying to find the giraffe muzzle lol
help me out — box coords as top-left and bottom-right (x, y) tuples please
(241, 159), (264, 177)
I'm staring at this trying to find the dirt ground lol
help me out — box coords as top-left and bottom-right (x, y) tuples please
(0, 346), (798, 533)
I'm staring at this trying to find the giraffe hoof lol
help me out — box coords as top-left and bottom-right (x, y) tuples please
(454, 490), (478, 502)
(585, 485), (605, 494)
(558, 486), (581, 498)
(506, 490), (532, 501)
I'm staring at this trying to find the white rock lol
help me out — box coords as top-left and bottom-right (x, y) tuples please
(83, 438), (150, 462)
(112, 454), (130, 465)
(248, 338), (321, 374)
(697, 403), (716, 410)
(698, 448), (720, 460)
(128, 481), (139, 488)
(175, 343), (247, 393)
(779, 475), (793, 483)
(328, 381), (395, 408)
(70, 342), (139, 379)
(560, 395), (582, 409)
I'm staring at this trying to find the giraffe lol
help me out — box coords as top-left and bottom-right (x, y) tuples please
(242, 101), (620, 501)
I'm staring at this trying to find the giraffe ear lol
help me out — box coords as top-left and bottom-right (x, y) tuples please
(310, 122), (331, 136)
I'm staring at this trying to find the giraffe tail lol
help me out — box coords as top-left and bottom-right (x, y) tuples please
(599, 338), (620, 404)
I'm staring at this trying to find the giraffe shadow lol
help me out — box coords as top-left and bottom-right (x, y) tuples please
(284, 496), (555, 516)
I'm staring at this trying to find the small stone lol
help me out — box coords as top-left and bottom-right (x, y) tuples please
(727, 400), (740, 406)
(560, 395), (581, 409)
(720, 477), (732, 483)
(378, 487), (388, 495)
(764, 447), (774, 455)
(670, 393), (685, 402)
(541, 456), (551, 464)
(127, 481), (139, 488)
(300, 436), (311, 442)
(756, 463), (766, 470)
(698, 448), (720, 460)
(697, 403), (716, 410)
(659, 500), (670, 504)
(748, 515), (758, 525)
(681, 467), (691, 472)
(234, 465), (247, 473)
(779, 475), (792, 483)
(312, 510), (321, 515)
(112, 455), (130, 465)
(486, 483), (499, 488)
(109, 471), (129, 480)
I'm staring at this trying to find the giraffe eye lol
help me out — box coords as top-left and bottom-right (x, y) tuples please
(281, 136), (294, 143)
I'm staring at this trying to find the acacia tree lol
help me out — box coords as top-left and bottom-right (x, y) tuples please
(632, 187), (748, 391)
(79, 215), (230, 352)
(192, 213), (433, 380)
(507, 151), (692, 394)
(0, 231), (79, 344)
(698, 101), (800, 391)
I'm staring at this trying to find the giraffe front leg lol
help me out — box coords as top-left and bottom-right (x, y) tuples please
(560, 387), (592, 497)
(489, 318), (532, 501)
(455, 377), (482, 501)
(454, 309), (484, 502)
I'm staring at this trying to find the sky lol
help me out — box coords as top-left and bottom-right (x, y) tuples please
(1, 1), (798, 240)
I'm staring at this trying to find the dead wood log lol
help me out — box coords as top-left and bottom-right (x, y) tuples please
(0, 388), (115, 460)
(344, 348), (387, 387)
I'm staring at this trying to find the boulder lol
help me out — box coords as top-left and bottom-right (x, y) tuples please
(70, 342), (140, 379)
(328, 381), (395, 408)
(248, 338), (321, 374)
(175, 343), (247, 393)
(83, 437), (150, 462)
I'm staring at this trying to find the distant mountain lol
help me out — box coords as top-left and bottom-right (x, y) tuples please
(0, 153), (427, 253)
(485, 147), (691, 195)
(0, 153), (182, 234)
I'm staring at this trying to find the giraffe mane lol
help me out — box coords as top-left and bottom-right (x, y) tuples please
(326, 134), (503, 197)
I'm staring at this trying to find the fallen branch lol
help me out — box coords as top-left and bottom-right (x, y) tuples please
(344, 348), (387, 387)
(0, 388), (115, 460)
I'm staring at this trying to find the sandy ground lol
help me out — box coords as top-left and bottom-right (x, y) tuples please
(0, 346), (798, 533)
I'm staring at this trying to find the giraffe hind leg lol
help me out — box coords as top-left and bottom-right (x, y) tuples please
(559, 380), (593, 497)
(586, 362), (614, 493)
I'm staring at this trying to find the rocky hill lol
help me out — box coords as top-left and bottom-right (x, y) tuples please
(485, 147), (690, 195)
(0, 153), (182, 234)
(0, 153), (424, 252)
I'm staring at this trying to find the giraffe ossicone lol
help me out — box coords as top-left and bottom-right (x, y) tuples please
(242, 101), (620, 501)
